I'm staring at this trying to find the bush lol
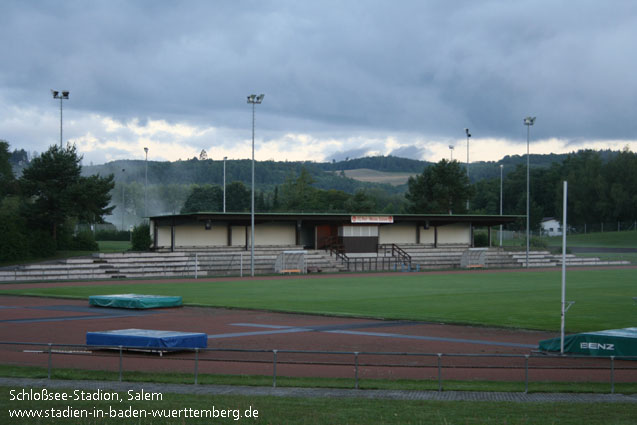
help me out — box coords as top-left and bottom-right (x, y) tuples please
(131, 223), (151, 251)
(71, 231), (99, 251)
(530, 236), (548, 249)
(28, 230), (57, 258)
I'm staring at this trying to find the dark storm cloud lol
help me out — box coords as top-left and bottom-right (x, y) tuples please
(389, 145), (428, 159)
(1, 0), (637, 158)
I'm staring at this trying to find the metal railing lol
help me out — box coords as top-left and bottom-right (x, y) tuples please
(378, 243), (412, 266)
(2, 341), (635, 393)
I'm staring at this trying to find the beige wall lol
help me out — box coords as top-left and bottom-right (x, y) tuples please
(253, 223), (295, 245)
(379, 224), (417, 244)
(175, 224), (226, 247)
(234, 223), (296, 246)
(437, 223), (471, 245)
(156, 227), (172, 248)
(231, 226), (246, 246)
(419, 227), (436, 244)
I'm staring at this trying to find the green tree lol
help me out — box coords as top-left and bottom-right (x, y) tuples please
(181, 184), (222, 213)
(603, 148), (637, 222)
(20, 145), (115, 241)
(556, 150), (608, 226)
(344, 189), (376, 213)
(131, 223), (152, 251)
(405, 160), (472, 214)
(226, 181), (250, 212)
(279, 167), (318, 212)
(0, 141), (15, 200)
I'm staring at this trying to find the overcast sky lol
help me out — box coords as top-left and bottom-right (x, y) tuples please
(1, 0), (636, 165)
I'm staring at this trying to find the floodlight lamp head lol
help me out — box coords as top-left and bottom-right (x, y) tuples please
(144, 147), (148, 154)
(51, 90), (59, 98)
(247, 94), (256, 103)
(465, 128), (471, 137)
(256, 94), (264, 103)
(61, 91), (69, 98)
(524, 116), (536, 126)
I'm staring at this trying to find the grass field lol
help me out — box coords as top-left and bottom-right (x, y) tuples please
(545, 230), (637, 248)
(3, 364), (636, 394)
(97, 240), (132, 252)
(2, 269), (635, 332)
(337, 168), (417, 186)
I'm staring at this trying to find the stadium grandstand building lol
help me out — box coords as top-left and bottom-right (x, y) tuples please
(149, 213), (519, 253)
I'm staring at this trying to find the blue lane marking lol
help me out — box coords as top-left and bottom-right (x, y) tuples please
(219, 323), (537, 349)
(207, 328), (309, 339)
(325, 330), (537, 348)
(0, 304), (156, 323)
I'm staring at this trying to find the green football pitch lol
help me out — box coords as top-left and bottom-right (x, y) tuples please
(2, 269), (635, 332)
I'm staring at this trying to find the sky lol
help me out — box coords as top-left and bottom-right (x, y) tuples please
(1, 0), (636, 165)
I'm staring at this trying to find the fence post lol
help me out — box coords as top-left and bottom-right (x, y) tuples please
(194, 348), (199, 385)
(437, 353), (443, 392)
(272, 350), (278, 388)
(524, 355), (529, 393)
(118, 346), (123, 382)
(610, 356), (615, 394)
(354, 352), (359, 389)
(47, 343), (52, 379)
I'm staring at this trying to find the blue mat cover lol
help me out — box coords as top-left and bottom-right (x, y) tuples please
(89, 294), (182, 309)
(86, 329), (207, 349)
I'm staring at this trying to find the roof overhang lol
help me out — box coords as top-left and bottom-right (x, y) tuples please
(150, 212), (521, 227)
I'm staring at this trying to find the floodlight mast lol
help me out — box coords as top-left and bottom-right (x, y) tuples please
(465, 128), (471, 210)
(144, 147), (149, 219)
(51, 89), (69, 148)
(499, 164), (504, 247)
(247, 93), (265, 277)
(223, 156), (227, 213)
(523, 116), (536, 268)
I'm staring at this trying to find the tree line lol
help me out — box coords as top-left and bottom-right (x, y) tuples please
(0, 142), (114, 261)
(98, 148), (637, 234)
(2, 139), (635, 262)
(470, 148), (637, 230)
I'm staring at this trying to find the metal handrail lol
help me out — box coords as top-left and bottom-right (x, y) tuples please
(378, 243), (411, 266)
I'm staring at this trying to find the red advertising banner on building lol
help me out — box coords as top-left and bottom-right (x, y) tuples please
(351, 215), (394, 224)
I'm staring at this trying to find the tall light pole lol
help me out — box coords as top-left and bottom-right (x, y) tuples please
(51, 90), (69, 148)
(465, 128), (471, 210)
(499, 164), (504, 247)
(121, 168), (126, 231)
(247, 94), (264, 277)
(144, 147), (149, 219)
(524, 116), (536, 268)
(449, 145), (454, 161)
(223, 156), (227, 213)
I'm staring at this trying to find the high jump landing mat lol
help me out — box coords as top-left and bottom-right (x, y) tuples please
(539, 328), (637, 357)
(89, 294), (182, 309)
(86, 329), (207, 349)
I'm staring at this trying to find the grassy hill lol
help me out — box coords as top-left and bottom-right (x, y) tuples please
(334, 169), (418, 186)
